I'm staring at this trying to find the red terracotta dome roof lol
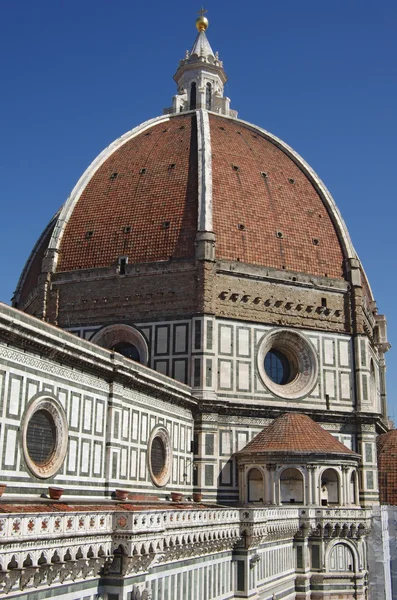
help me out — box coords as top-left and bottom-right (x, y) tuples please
(15, 110), (354, 308)
(238, 413), (358, 456)
(58, 113), (345, 276)
(377, 430), (397, 505)
(58, 114), (198, 271)
(210, 115), (344, 277)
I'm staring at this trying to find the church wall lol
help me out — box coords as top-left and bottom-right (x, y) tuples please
(66, 314), (381, 506)
(48, 261), (199, 329)
(211, 264), (350, 334)
(209, 318), (355, 411)
(0, 304), (194, 498)
(70, 316), (383, 416)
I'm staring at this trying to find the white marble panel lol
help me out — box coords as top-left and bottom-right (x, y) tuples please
(237, 432), (248, 451)
(27, 381), (39, 403)
(219, 360), (232, 389)
(139, 451), (146, 479)
(58, 389), (67, 409)
(68, 439), (77, 472)
(180, 426), (185, 452)
(220, 326), (232, 354)
(340, 373), (351, 400)
(325, 371), (336, 399)
(174, 325), (187, 353)
(130, 449), (138, 479)
(93, 444), (102, 475)
(122, 409), (129, 439)
(156, 326), (168, 354)
(71, 394), (80, 428)
(132, 412), (139, 440)
(96, 401), (104, 434)
(4, 429), (16, 466)
(324, 339), (335, 366)
(174, 360), (186, 383)
(84, 398), (92, 431)
(237, 328), (249, 356)
(173, 456), (178, 484)
(120, 448), (128, 477)
(81, 441), (90, 474)
(141, 414), (148, 442)
(221, 431), (231, 455)
(339, 340), (350, 367)
(237, 362), (249, 390)
(9, 376), (21, 415)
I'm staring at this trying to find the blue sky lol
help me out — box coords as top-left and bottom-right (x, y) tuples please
(1, 1), (396, 416)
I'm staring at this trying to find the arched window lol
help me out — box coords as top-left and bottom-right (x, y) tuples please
(321, 469), (340, 505)
(247, 468), (263, 502)
(280, 468), (304, 504)
(190, 82), (197, 110)
(329, 544), (354, 572)
(206, 82), (212, 110)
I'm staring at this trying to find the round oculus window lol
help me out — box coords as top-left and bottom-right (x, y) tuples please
(148, 427), (172, 487)
(257, 329), (318, 400)
(22, 397), (68, 479)
(264, 349), (293, 385)
(26, 410), (56, 466)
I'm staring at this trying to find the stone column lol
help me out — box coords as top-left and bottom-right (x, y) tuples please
(306, 465), (316, 505)
(238, 464), (246, 504)
(266, 464), (277, 505)
(341, 465), (349, 505)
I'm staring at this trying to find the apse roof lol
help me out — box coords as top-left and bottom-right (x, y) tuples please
(377, 430), (397, 505)
(238, 413), (358, 456)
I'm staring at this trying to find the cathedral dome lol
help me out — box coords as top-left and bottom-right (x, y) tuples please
(15, 109), (356, 307)
(13, 14), (374, 336)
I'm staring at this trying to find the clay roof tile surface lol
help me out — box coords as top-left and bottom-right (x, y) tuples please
(18, 113), (347, 306)
(239, 413), (357, 456)
(377, 430), (397, 505)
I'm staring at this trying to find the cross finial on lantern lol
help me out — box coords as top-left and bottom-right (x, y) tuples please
(196, 7), (209, 31)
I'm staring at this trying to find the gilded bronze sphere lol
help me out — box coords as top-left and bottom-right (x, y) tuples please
(196, 16), (209, 32)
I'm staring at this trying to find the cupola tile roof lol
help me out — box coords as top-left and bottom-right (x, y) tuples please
(238, 413), (358, 456)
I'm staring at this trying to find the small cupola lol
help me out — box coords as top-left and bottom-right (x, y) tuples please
(237, 413), (360, 507)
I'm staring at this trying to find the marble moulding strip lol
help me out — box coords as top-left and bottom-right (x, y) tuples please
(196, 108), (213, 232)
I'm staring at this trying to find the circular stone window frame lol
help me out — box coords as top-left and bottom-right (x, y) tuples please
(21, 395), (68, 480)
(147, 426), (172, 488)
(257, 329), (318, 400)
(91, 324), (149, 366)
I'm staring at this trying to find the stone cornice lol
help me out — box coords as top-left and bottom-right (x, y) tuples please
(0, 303), (196, 410)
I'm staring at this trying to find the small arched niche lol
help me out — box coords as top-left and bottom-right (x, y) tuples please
(247, 468), (264, 503)
(370, 359), (379, 410)
(321, 468), (340, 505)
(280, 468), (304, 504)
(206, 82), (212, 110)
(190, 82), (197, 110)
